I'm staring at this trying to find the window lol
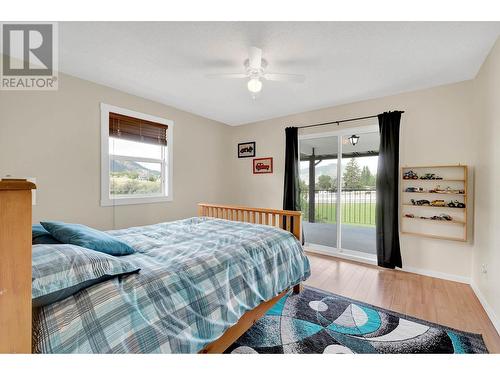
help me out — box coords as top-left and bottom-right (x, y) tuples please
(100, 103), (173, 206)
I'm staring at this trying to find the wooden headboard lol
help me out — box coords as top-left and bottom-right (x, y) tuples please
(198, 203), (302, 241)
(0, 179), (36, 353)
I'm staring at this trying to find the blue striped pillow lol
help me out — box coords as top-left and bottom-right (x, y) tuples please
(32, 244), (140, 307)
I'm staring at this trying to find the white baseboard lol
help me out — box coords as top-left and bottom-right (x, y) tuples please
(305, 246), (470, 284)
(401, 266), (471, 284)
(470, 282), (500, 336)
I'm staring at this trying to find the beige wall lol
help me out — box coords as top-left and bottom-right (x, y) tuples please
(227, 80), (478, 280)
(0, 72), (231, 229)
(472, 37), (500, 329)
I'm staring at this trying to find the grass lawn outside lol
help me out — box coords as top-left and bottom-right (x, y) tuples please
(301, 202), (376, 226)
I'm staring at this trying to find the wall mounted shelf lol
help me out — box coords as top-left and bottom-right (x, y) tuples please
(401, 165), (468, 242)
(403, 179), (465, 182)
(402, 204), (465, 211)
(403, 216), (465, 226)
(403, 191), (465, 196)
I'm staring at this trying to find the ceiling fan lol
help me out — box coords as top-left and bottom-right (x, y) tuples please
(206, 47), (306, 98)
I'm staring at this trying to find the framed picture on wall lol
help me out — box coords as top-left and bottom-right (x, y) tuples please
(253, 157), (273, 174)
(238, 141), (256, 158)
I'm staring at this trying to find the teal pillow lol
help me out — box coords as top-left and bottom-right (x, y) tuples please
(40, 221), (135, 256)
(32, 244), (140, 307)
(32, 224), (62, 245)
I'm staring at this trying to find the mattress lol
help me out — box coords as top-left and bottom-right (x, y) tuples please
(32, 217), (310, 353)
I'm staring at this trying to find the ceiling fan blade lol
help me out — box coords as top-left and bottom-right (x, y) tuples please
(263, 73), (306, 83)
(205, 73), (248, 79)
(248, 47), (262, 70)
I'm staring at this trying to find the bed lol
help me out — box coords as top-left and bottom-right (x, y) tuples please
(30, 204), (310, 353)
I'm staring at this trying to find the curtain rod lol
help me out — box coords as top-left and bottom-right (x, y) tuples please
(296, 111), (404, 129)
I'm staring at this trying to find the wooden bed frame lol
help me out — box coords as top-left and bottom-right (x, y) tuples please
(197, 203), (303, 353)
(198, 203), (302, 241)
(0, 179), (35, 353)
(0, 182), (303, 354)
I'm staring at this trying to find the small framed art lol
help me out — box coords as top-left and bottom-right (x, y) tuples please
(238, 141), (256, 158)
(253, 157), (273, 174)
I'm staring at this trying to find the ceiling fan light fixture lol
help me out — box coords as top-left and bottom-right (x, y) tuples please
(247, 78), (262, 94)
(206, 47), (304, 97)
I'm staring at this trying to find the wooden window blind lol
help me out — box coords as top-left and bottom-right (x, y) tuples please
(109, 112), (167, 146)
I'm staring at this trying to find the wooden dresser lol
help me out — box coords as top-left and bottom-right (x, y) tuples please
(0, 179), (36, 353)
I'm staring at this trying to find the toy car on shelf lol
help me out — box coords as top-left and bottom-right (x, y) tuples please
(405, 187), (424, 192)
(411, 199), (430, 206)
(430, 199), (446, 207)
(430, 214), (453, 221)
(430, 186), (465, 194)
(447, 200), (466, 208)
(420, 173), (443, 180)
(403, 170), (419, 179)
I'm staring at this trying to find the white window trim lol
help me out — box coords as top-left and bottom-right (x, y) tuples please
(100, 103), (174, 206)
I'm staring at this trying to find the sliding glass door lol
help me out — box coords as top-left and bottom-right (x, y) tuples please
(339, 132), (378, 255)
(299, 135), (339, 249)
(299, 126), (379, 260)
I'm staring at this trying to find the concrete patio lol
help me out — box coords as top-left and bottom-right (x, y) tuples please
(303, 222), (376, 254)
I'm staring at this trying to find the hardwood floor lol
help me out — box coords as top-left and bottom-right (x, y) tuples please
(303, 250), (500, 353)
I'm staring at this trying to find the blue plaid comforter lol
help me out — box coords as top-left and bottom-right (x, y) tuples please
(33, 217), (310, 353)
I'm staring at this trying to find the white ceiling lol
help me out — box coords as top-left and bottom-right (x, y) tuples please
(59, 22), (500, 126)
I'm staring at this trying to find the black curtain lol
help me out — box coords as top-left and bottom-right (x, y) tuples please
(283, 127), (303, 242)
(376, 111), (403, 269)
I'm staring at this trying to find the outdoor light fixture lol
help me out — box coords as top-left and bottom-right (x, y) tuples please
(348, 134), (360, 146)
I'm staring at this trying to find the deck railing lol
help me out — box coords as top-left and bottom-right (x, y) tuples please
(300, 188), (376, 225)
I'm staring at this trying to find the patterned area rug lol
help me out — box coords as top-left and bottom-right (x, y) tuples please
(225, 287), (488, 354)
